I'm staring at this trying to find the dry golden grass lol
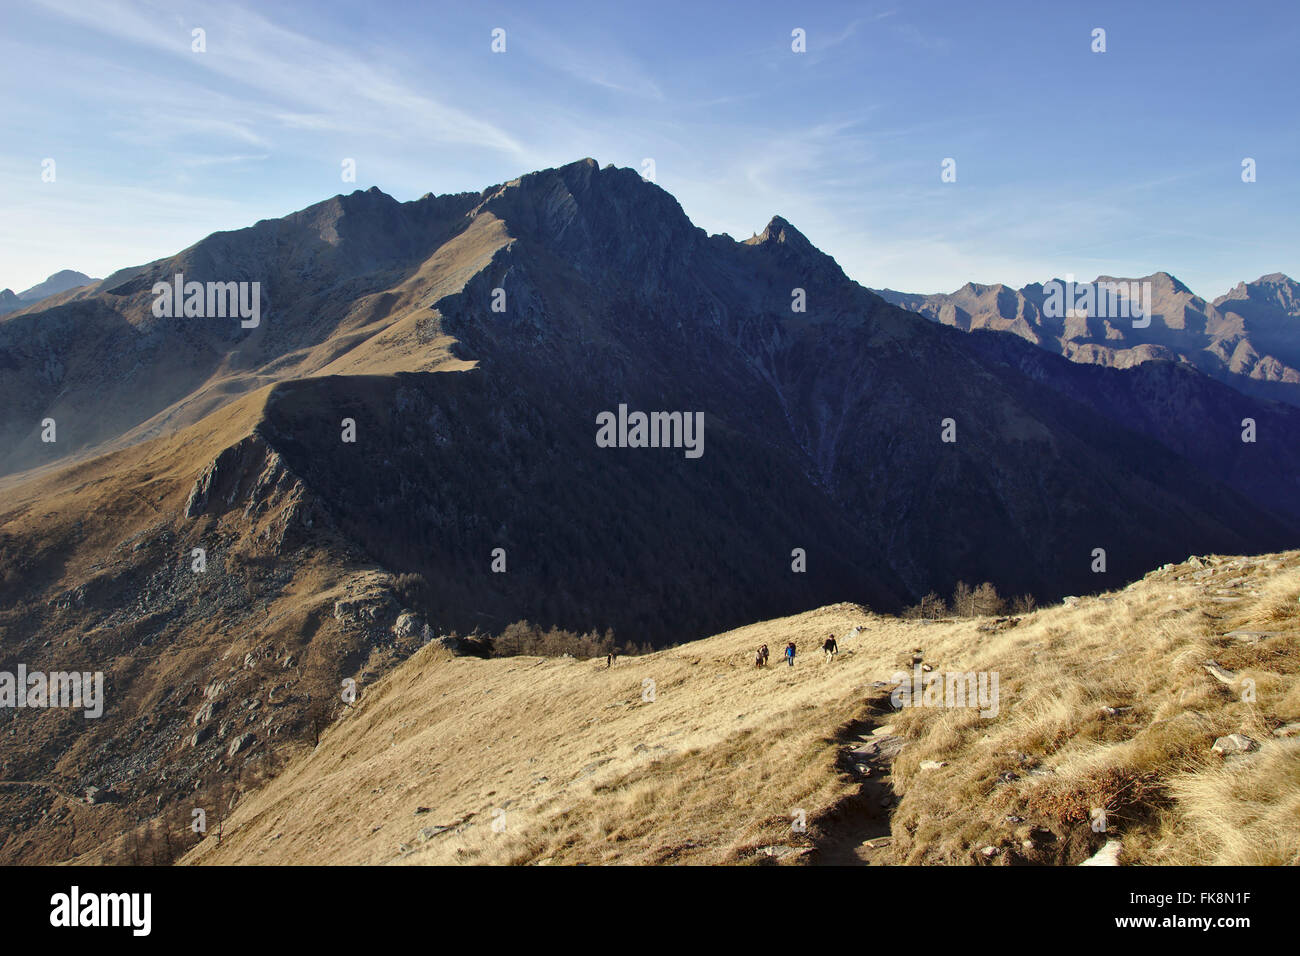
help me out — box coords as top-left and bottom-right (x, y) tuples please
(890, 553), (1300, 865)
(184, 551), (1300, 866)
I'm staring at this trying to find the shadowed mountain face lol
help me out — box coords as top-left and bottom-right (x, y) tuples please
(878, 272), (1300, 407)
(5, 159), (1300, 622)
(3, 160), (1300, 862)
(1213, 273), (1300, 373)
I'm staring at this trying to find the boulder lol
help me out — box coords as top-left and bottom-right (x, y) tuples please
(1202, 661), (1237, 685)
(1211, 733), (1257, 756)
(759, 845), (811, 860)
(851, 736), (905, 762)
(393, 612), (424, 640)
(1224, 631), (1271, 643)
(193, 700), (221, 725)
(227, 733), (256, 757)
(1079, 839), (1122, 866)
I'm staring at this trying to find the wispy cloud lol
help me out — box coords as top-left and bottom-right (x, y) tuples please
(2, 0), (1295, 297)
(31, 0), (526, 155)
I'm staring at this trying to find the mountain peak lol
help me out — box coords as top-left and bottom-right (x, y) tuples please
(1089, 271), (1193, 298)
(747, 215), (812, 250)
(12, 269), (98, 304)
(1252, 272), (1296, 286)
(1148, 271), (1192, 295)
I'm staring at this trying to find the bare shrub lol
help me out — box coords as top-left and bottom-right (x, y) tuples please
(903, 591), (948, 619)
(487, 621), (647, 659)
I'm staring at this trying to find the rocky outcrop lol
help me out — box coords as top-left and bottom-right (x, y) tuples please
(184, 434), (317, 553)
(227, 733), (257, 758)
(1211, 733), (1258, 756)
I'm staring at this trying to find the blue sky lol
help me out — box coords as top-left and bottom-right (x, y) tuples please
(3, 0), (1297, 297)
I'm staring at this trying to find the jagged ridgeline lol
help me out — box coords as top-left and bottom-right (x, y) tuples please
(877, 272), (1300, 409)
(6, 156), (1300, 629)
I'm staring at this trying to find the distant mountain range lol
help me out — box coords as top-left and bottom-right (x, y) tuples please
(877, 272), (1300, 406)
(0, 269), (99, 315)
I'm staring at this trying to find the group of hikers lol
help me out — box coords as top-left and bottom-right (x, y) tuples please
(755, 630), (848, 668)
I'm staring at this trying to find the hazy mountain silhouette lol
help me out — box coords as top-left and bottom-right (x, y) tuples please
(17, 269), (98, 301)
(878, 271), (1300, 406)
(0, 269), (99, 316)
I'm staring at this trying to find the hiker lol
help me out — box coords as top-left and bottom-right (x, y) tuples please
(784, 642), (796, 667)
(822, 634), (838, 662)
(755, 647), (764, 668)
(606, 653), (613, 668)
(760, 644), (769, 667)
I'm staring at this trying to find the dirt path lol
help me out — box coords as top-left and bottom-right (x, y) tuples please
(811, 692), (902, 865)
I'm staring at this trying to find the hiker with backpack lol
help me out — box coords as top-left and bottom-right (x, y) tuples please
(755, 644), (770, 668)
(822, 634), (838, 662)
(784, 642), (796, 667)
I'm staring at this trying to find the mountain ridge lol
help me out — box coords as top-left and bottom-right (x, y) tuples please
(877, 271), (1300, 406)
(0, 269), (99, 316)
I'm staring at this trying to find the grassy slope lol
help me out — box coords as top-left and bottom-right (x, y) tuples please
(184, 550), (1300, 866)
